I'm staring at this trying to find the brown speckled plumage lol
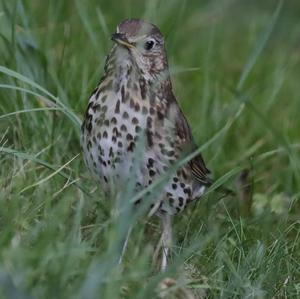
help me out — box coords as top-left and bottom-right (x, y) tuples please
(81, 19), (212, 216)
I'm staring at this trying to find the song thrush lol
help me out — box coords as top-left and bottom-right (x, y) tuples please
(81, 19), (215, 270)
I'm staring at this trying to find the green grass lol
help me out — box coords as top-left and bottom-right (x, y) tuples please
(1, 0), (300, 298)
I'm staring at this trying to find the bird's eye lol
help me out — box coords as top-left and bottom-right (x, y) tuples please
(144, 40), (155, 50)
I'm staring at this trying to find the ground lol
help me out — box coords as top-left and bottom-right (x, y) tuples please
(0, 0), (300, 298)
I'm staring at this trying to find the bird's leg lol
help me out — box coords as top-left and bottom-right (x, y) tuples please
(161, 214), (172, 272)
(152, 229), (163, 267)
(118, 226), (132, 265)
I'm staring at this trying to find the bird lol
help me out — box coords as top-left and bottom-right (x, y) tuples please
(81, 19), (225, 270)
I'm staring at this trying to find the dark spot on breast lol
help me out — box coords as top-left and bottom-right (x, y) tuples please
(103, 176), (108, 183)
(184, 188), (191, 196)
(130, 99), (135, 109)
(146, 130), (153, 147)
(114, 100), (120, 114)
(157, 110), (164, 120)
(146, 116), (152, 129)
(104, 119), (109, 126)
(111, 117), (117, 124)
(135, 103), (140, 112)
(126, 133), (133, 141)
(139, 78), (147, 99)
(123, 111), (129, 119)
(132, 117), (139, 125)
(127, 66), (132, 77)
(148, 158), (154, 167)
(155, 132), (162, 140)
(95, 88), (101, 99)
(121, 85), (125, 100)
(112, 127), (119, 135)
(149, 169), (155, 177)
(127, 142), (135, 152)
(101, 105), (108, 113)
(109, 147), (114, 157)
(101, 95), (107, 103)
(121, 124), (127, 132)
(161, 148), (167, 155)
(149, 107), (155, 115)
(167, 150), (175, 157)
(98, 146), (104, 156)
(103, 131), (108, 138)
(92, 104), (101, 112)
(114, 156), (121, 163)
(87, 140), (92, 150)
(87, 122), (92, 133)
(96, 117), (104, 126)
(134, 199), (141, 205)
(159, 143), (165, 149)
(135, 126), (141, 133)
(172, 183), (177, 190)
(114, 79), (121, 92)
(178, 197), (184, 206)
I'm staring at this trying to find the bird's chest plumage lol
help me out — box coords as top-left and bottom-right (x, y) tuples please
(81, 65), (158, 191)
(81, 56), (204, 215)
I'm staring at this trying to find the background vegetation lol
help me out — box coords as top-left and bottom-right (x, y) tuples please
(0, 0), (300, 298)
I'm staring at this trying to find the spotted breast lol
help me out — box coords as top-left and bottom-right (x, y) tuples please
(81, 19), (212, 215)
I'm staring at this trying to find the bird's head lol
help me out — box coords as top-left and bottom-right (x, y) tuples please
(111, 19), (169, 82)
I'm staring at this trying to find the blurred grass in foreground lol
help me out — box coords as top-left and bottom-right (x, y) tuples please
(1, 0), (300, 298)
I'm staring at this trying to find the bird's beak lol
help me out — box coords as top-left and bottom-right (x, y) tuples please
(111, 33), (134, 48)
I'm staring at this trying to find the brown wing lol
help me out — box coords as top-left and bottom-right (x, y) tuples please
(173, 100), (212, 186)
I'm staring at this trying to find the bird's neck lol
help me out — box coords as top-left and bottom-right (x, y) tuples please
(104, 45), (172, 93)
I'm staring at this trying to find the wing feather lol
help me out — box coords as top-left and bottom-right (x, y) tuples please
(170, 95), (211, 186)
